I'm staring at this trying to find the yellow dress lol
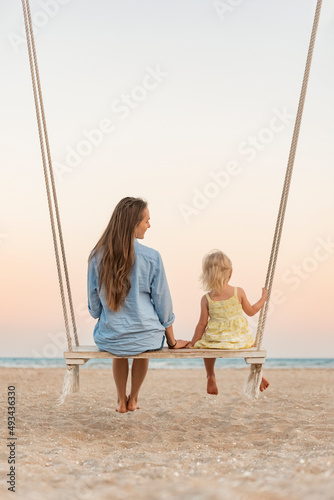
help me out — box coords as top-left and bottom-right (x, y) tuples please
(193, 287), (254, 349)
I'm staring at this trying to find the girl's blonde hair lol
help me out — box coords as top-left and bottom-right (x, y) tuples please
(200, 250), (232, 292)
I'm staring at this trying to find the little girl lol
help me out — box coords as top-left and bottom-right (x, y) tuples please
(188, 250), (269, 395)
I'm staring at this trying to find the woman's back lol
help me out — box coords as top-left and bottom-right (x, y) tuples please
(88, 239), (175, 356)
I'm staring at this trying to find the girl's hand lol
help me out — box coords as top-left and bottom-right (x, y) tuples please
(186, 342), (194, 348)
(169, 339), (190, 349)
(262, 288), (268, 300)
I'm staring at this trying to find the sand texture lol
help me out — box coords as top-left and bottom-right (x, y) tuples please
(0, 367), (333, 500)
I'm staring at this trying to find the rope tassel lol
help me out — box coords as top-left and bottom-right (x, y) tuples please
(57, 365), (80, 405)
(244, 364), (263, 400)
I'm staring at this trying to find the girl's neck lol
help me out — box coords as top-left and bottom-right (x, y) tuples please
(210, 283), (233, 300)
(209, 284), (234, 302)
(216, 282), (229, 293)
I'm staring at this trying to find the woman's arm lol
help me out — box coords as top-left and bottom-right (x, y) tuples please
(150, 253), (175, 329)
(165, 325), (189, 349)
(239, 287), (268, 316)
(188, 295), (209, 347)
(150, 253), (188, 348)
(87, 257), (102, 319)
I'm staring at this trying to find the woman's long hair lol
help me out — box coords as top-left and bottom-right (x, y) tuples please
(89, 197), (147, 311)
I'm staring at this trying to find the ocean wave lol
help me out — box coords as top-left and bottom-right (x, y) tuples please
(0, 357), (334, 369)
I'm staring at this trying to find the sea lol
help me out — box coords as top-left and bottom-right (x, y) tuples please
(0, 358), (333, 369)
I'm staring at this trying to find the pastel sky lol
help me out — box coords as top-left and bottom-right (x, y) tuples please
(1, 0), (333, 358)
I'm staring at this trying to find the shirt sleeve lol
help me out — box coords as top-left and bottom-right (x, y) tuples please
(87, 256), (102, 319)
(150, 253), (175, 328)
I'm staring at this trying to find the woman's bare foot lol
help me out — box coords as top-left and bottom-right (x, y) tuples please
(207, 375), (218, 395)
(116, 397), (128, 413)
(127, 396), (141, 411)
(260, 376), (270, 392)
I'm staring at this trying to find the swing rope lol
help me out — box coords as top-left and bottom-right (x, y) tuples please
(255, 0), (323, 349)
(21, 0), (78, 351)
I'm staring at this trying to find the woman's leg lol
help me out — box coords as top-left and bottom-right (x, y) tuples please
(204, 358), (218, 395)
(112, 358), (129, 413)
(127, 359), (149, 411)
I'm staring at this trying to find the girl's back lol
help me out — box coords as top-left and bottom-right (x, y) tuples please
(206, 287), (244, 323)
(193, 286), (255, 350)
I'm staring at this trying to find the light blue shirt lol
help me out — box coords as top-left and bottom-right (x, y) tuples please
(87, 239), (175, 356)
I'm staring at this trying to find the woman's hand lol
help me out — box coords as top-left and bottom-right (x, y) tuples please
(169, 339), (190, 349)
(165, 326), (190, 349)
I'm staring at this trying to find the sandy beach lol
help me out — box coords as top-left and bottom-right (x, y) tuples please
(1, 367), (333, 500)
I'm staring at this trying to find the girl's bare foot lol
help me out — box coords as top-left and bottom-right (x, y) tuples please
(207, 375), (218, 395)
(127, 396), (141, 411)
(116, 397), (128, 413)
(260, 376), (270, 392)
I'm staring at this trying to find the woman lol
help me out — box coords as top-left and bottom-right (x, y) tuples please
(88, 197), (188, 413)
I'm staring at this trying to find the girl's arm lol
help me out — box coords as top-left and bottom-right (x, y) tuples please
(239, 287), (268, 316)
(188, 295), (209, 347)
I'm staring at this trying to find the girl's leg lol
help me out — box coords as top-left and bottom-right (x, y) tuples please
(204, 358), (218, 395)
(128, 359), (149, 411)
(260, 376), (270, 391)
(112, 358), (129, 413)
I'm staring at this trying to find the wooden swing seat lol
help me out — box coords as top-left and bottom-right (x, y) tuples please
(64, 345), (266, 365)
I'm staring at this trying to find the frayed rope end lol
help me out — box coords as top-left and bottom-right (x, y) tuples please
(244, 364), (263, 400)
(57, 365), (80, 405)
